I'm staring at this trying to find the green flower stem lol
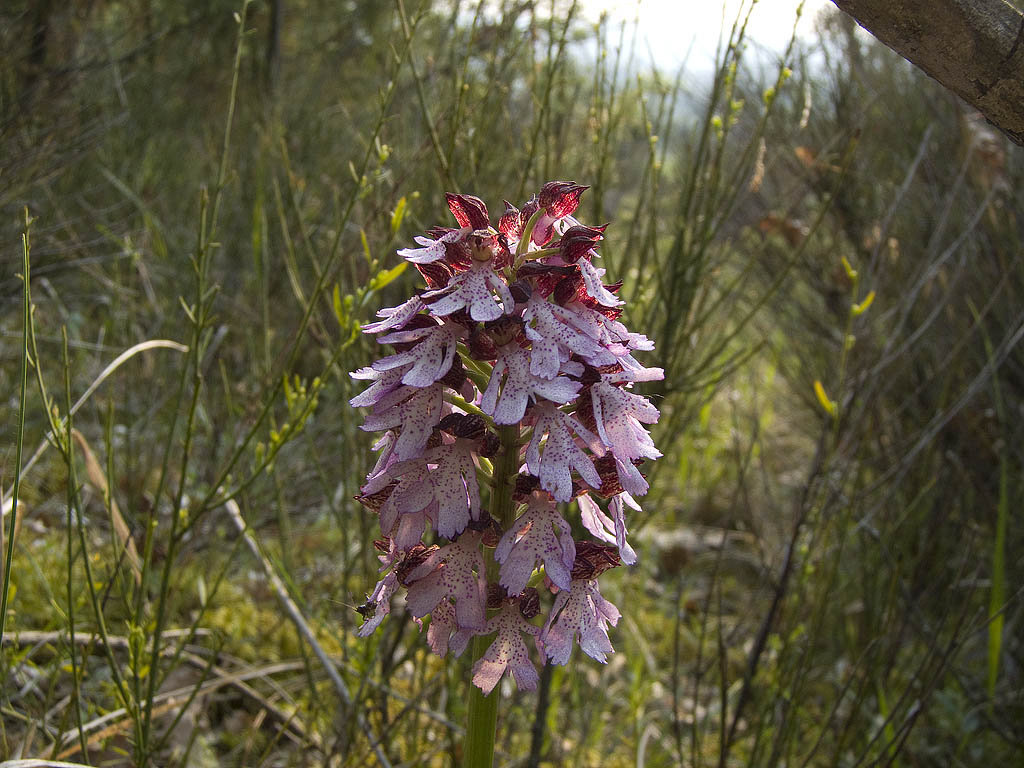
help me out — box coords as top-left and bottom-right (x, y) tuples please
(446, 393), (489, 419)
(490, 425), (521, 530)
(464, 637), (500, 768)
(512, 209), (545, 272)
(464, 423), (521, 768)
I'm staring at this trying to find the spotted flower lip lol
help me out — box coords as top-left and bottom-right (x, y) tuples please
(471, 602), (542, 695)
(539, 577), (620, 666)
(350, 181), (661, 693)
(525, 402), (603, 502)
(495, 494), (576, 594)
(422, 260), (514, 322)
(480, 342), (582, 424)
(404, 531), (487, 631)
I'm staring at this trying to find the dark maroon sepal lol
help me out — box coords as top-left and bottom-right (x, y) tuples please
(539, 181), (588, 218)
(440, 355), (467, 390)
(484, 314), (524, 346)
(487, 582), (507, 609)
(517, 262), (576, 279)
(468, 325), (498, 361)
(494, 233), (514, 270)
(479, 431), (501, 458)
(570, 540), (621, 580)
(397, 544), (439, 585)
(445, 236), (474, 271)
(415, 261), (452, 289)
(498, 200), (523, 239)
(557, 224), (607, 263)
(445, 193), (490, 230)
(509, 279), (533, 303)
(438, 413), (487, 440)
(553, 273), (585, 305)
(355, 483), (396, 513)
(469, 514), (503, 547)
(512, 473), (541, 502)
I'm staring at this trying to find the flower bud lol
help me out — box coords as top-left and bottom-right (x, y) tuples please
(355, 483), (396, 513)
(512, 473), (541, 502)
(479, 431), (501, 459)
(484, 314), (522, 346)
(438, 413), (487, 440)
(487, 582), (507, 609)
(539, 181), (588, 218)
(570, 540), (621, 580)
(415, 260), (452, 289)
(558, 224), (606, 264)
(468, 325), (498, 360)
(397, 544), (439, 586)
(498, 200), (523, 239)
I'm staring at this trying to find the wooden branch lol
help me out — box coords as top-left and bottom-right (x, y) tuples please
(829, 0), (1024, 145)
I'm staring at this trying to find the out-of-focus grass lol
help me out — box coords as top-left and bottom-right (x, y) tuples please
(1, 1), (1021, 766)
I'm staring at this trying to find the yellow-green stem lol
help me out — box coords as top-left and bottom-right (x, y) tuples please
(464, 424), (521, 767)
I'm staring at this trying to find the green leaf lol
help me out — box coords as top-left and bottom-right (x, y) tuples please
(813, 380), (837, 417)
(360, 229), (372, 264)
(332, 284), (345, 327)
(369, 261), (408, 292)
(390, 196), (407, 235)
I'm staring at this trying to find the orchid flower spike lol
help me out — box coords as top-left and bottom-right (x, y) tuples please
(350, 182), (662, 693)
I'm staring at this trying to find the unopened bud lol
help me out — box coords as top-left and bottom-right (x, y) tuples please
(539, 181), (588, 218)
(519, 587), (541, 619)
(571, 540), (621, 580)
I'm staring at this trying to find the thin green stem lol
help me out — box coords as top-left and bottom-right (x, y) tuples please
(0, 213), (32, 649)
(61, 333), (89, 762)
(513, 209), (545, 271)
(395, 0), (454, 189)
(194, 0), (426, 520)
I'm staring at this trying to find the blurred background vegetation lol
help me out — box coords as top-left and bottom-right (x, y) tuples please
(1, 0), (1021, 766)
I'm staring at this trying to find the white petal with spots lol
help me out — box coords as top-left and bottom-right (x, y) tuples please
(421, 440), (481, 539)
(481, 344), (581, 424)
(374, 323), (459, 387)
(405, 532), (487, 631)
(422, 261), (514, 322)
(471, 603), (541, 694)
(397, 229), (465, 264)
(495, 497), (575, 594)
(525, 402), (603, 502)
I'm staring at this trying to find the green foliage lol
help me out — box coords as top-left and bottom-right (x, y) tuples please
(1, 1), (1021, 766)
